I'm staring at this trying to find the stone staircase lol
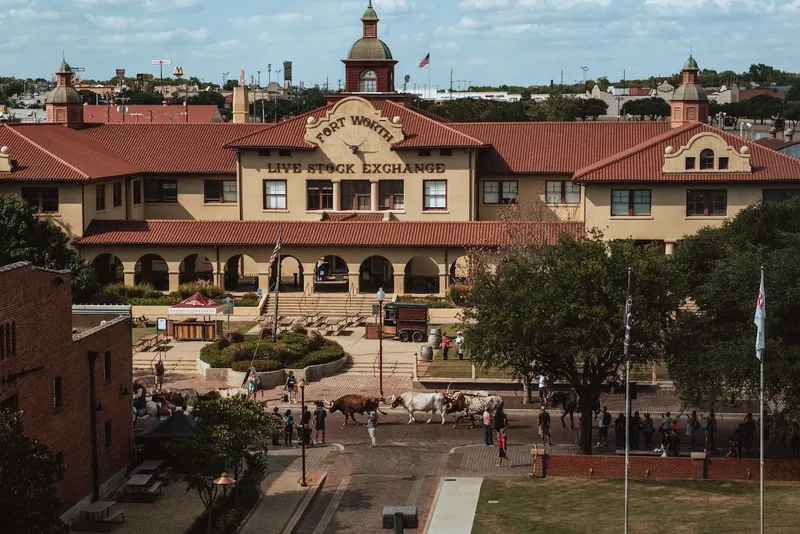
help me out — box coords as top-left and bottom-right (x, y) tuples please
(264, 292), (386, 320)
(132, 347), (197, 373)
(343, 360), (415, 377)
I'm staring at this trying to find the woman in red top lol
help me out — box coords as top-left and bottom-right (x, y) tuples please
(441, 334), (450, 361)
(497, 428), (509, 467)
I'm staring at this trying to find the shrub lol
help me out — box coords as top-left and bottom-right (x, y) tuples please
(232, 359), (283, 373)
(448, 283), (471, 307)
(223, 330), (245, 344)
(127, 296), (182, 306)
(103, 282), (129, 296)
(272, 343), (301, 366)
(296, 343), (345, 368)
(177, 281), (225, 299)
(236, 292), (260, 307)
(396, 296), (454, 309)
(290, 323), (308, 334)
(199, 343), (230, 368)
(304, 330), (324, 352)
(222, 340), (275, 363)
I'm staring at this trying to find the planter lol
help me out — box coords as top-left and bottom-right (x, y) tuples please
(195, 354), (350, 387)
(286, 354), (350, 382)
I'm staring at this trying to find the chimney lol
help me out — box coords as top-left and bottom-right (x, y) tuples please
(232, 69), (249, 124)
(0, 146), (11, 173)
(769, 127), (777, 139)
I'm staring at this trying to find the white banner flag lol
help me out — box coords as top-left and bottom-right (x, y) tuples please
(754, 270), (765, 360)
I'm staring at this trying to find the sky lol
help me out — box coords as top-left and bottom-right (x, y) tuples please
(1, 0), (799, 89)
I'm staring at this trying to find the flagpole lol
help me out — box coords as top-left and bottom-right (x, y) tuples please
(624, 267), (632, 534)
(428, 56), (431, 100)
(759, 265), (765, 534)
(271, 233), (282, 343)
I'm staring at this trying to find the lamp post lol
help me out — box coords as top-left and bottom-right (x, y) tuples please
(298, 378), (308, 487)
(377, 287), (385, 397)
(213, 472), (235, 534)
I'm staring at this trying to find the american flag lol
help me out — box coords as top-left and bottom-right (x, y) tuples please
(418, 53), (430, 68)
(267, 234), (282, 267)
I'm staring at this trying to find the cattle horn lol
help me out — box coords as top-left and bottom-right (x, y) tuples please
(446, 383), (453, 396)
(323, 396), (334, 408)
(385, 395), (397, 405)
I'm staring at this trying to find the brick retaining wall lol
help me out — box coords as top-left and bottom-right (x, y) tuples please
(539, 453), (800, 481)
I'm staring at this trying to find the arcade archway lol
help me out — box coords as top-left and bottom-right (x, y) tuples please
(224, 254), (258, 292)
(92, 253), (123, 287)
(359, 256), (393, 293)
(179, 254), (213, 285)
(315, 255), (349, 293)
(404, 256), (439, 294)
(134, 254), (168, 291)
(270, 255), (304, 292)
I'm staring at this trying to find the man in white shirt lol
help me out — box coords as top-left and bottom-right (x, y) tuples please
(455, 331), (465, 360)
(538, 374), (548, 406)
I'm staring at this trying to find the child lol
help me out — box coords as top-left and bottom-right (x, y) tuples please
(497, 428), (509, 467)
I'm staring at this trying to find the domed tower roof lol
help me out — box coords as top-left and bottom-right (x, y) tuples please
(48, 56), (84, 127)
(673, 54), (707, 102)
(682, 55), (699, 71)
(361, 2), (379, 21)
(57, 59), (72, 74)
(670, 54), (709, 128)
(347, 38), (393, 60)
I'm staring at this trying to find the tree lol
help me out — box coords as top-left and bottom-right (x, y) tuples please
(668, 199), (800, 442)
(78, 90), (98, 105)
(621, 97), (671, 121)
(463, 233), (681, 453)
(186, 91), (226, 108)
(169, 398), (278, 526)
(117, 89), (162, 105)
(0, 410), (68, 534)
(0, 194), (98, 302)
(224, 79), (239, 91)
(577, 98), (608, 121)
(784, 102), (800, 128)
(746, 94), (784, 124)
(786, 83), (800, 103)
(748, 63), (775, 86)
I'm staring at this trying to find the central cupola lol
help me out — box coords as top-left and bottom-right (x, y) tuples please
(342, 1), (397, 94)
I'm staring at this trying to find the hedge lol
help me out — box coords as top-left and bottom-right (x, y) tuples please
(396, 296), (455, 308)
(199, 344), (230, 368)
(296, 344), (346, 368)
(200, 335), (345, 373)
(232, 360), (283, 373)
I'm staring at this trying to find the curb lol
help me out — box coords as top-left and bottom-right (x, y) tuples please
(282, 472), (327, 534)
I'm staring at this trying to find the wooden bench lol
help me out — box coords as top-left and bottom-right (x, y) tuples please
(101, 509), (126, 524)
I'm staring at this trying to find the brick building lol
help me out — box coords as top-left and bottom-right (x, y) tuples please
(0, 262), (132, 518)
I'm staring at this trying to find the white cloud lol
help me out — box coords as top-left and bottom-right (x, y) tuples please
(373, 0), (411, 13)
(458, 0), (508, 9)
(431, 41), (459, 51)
(517, 0), (611, 7)
(143, 0), (199, 12)
(86, 14), (169, 30)
(98, 26), (208, 44)
(0, 3), (61, 21)
(74, 0), (134, 6)
(275, 12), (312, 23)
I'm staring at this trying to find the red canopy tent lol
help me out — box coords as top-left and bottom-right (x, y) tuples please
(168, 292), (225, 315)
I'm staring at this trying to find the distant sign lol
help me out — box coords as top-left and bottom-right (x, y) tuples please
(150, 59), (172, 65)
(156, 317), (167, 331)
(136, 73), (151, 81)
(283, 61), (292, 82)
(173, 66), (183, 77)
(115, 68), (125, 78)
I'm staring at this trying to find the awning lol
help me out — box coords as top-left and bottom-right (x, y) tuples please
(168, 291), (225, 315)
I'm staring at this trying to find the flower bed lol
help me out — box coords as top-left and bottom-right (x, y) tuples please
(90, 281), (260, 307)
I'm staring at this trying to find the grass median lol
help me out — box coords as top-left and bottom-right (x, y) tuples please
(472, 477), (800, 534)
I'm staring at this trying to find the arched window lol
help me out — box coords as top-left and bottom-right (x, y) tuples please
(360, 70), (377, 92)
(700, 149), (715, 170)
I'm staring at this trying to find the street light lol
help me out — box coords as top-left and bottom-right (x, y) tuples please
(376, 288), (386, 397)
(213, 472), (235, 533)
(298, 378), (308, 487)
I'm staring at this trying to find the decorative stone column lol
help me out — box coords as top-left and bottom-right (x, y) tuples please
(168, 271), (180, 292)
(370, 181), (379, 212)
(123, 270), (136, 287)
(393, 273), (405, 296)
(332, 181), (341, 212)
(214, 269), (223, 289)
(438, 273), (448, 297)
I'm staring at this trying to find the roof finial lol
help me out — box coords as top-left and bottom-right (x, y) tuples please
(62, 50), (65, 60)
(690, 45), (692, 58)
(368, 0), (372, 6)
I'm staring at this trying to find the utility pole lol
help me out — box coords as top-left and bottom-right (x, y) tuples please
(257, 70), (261, 88)
(581, 65), (588, 87)
(116, 96), (130, 123)
(450, 69), (453, 99)
(338, 79), (342, 91)
(268, 64), (271, 84)
(222, 72), (229, 88)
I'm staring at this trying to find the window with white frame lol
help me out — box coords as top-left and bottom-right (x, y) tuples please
(263, 180), (287, 210)
(545, 181), (580, 204)
(483, 180), (518, 204)
(423, 180), (447, 210)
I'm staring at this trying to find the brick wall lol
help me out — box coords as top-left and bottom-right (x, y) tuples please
(0, 263), (132, 513)
(344, 63), (394, 93)
(541, 452), (800, 481)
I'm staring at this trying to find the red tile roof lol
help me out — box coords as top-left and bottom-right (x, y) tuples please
(739, 89), (785, 101)
(450, 122), (671, 174)
(75, 219), (583, 247)
(83, 105), (222, 124)
(574, 123), (800, 182)
(225, 100), (486, 149)
(322, 213), (385, 221)
(753, 138), (800, 151)
(79, 123), (268, 174)
(0, 124), (140, 181)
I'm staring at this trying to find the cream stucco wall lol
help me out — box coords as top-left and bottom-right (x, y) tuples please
(143, 174), (239, 220)
(239, 97), (474, 222)
(0, 181), (84, 237)
(478, 174), (584, 222)
(584, 182), (799, 242)
(128, 178), (145, 220)
(83, 178), (128, 227)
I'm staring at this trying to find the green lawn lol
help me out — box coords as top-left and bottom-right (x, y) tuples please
(472, 477), (800, 534)
(430, 323), (460, 337)
(131, 326), (156, 345)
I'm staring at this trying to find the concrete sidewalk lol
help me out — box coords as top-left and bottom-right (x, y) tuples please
(240, 471), (326, 534)
(426, 477), (483, 534)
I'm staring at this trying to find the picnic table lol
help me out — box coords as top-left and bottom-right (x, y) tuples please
(78, 500), (126, 528)
(134, 334), (161, 352)
(322, 317), (345, 335)
(119, 473), (162, 500)
(136, 460), (163, 473)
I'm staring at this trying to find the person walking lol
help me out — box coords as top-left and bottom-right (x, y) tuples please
(538, 374), (548, 406)
(248, 368), (260, 401)
(313, 400), (327, 444)
(441, 334), (450, 361)
(641, 413), (655, 450)
(367, 410), (378, 447)
(742, 412), (757, 456)
(686, 411), (701, 450)
(704, 409), (718, 452)
(455, 331), (465, 360)
(284, 371), (297, 403)
(497, 428), (509, 467)
(597, 406), (611, 447)
(283, 409), (294, 447)
(154, 358), (165, 391)
(493, 404), (508, 442)
(270, 407), (281, 447)
(732, 424), (743, 459)
(615, 413), (626, 449)
(482, 407), (494, 446)
(538, 406), (552, 446)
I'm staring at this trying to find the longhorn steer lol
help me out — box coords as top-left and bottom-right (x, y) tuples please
(446, 392), (504, 428)
(326, 394), (387, 426)
(387, 392), (448, 425)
